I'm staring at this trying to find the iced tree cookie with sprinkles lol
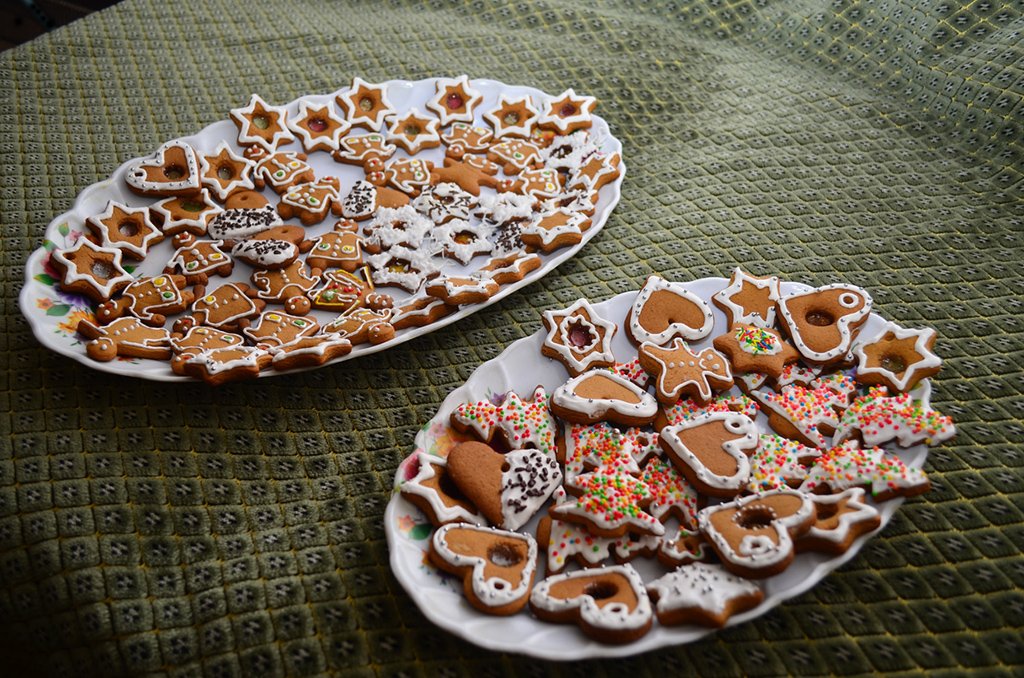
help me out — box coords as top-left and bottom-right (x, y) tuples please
(832, 386), (955, 448)
(549, 464), (663, 538)
(450, 387), (558, 459)
(799, 440), (930, 501)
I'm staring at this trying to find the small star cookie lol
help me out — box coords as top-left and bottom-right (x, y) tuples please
(541, 299), (617, 376)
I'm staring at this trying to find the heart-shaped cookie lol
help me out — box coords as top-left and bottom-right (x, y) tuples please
(660, 411), (758, 497)
(777, 283), (872, 365)
(697, 489), (815, 578)
(626, 275), (715, 346)
(429, 523), (537, 616)
(550, 370), (658, 426)
(529, 564), (653, 644)
(447, 441), (562, 531)
(125, 140), (202, 197)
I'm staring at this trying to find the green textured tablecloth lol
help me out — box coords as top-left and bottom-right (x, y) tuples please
(2, 0), (1022, 675)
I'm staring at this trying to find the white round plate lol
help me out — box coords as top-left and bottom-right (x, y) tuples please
(384, 277), (932, 660)
(19, 77), (624, 381)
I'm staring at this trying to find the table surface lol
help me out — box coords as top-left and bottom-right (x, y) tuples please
(2, 0), (1022, 675)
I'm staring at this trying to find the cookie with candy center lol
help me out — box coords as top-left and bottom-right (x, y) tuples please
(541, 298), (617, 377)
(777, 283), (872, 365)
(853, 322), (942, 393)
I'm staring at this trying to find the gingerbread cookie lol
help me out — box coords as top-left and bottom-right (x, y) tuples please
(164, 235), (233, 285)
(382, 157), (434, 196)
(86, 201), (163, 260)
(252, 150), (316, 194)
(389, 294), (453, 330)
(231, 238), (300, 270)
(626, 276), (715, 346)
(424, 274), (500, 307)
(124, 140), (202, 197)
(287, 99), (349, 152)
(853, 322), (942, 393)
(429, 523), (537, 616)
(832, 386), (955, 448)
(451, 387), (557, 459)
(150, 189), (223, 237)
(412, 182), (477, 223)
(307, 268), (371, 313)
(659, 412), (758, 497)
(528, 565), (653, 644)
(277, 177), (344, 226)
(426, 75), (483, 126)
(230, 94), (294, 152)
(168, 325), (245, 373)
(179, 344), (272, 385)
(537, 88), (597, 134)
(712, 324), (800, 380)
(433, 219), (493, 264)
(541, 299), (616, 376)
(332, 132), (396, 168)
(498, 166), (564, 202)
(340, 179), (409, 221)
(77, 317), (172, 363)
(321, 308), (395, 345)
(796, 488), (881, 554)
(441, 122), (493, 159)
(361, 205), (433, 254)
(476, 251), (542, 285)
(486, 139), (542, 175)
(51, 238), (134, 303)
(336, 77), (395, 131)
(746, 434), (821, 493)
(430, 157), (499, 196)
(638, 339), (733, 404)
(446, 441), (562, 531)
(400, 452), (485, 526)
(713, 268), (781, 329)
(188, 282), (265, 331)
(251, 260), (319, 315)
(242, 311), (319, 348)
(550, 370), (658, 427)
(483, 94), (539, 139)
(385, 108), (442, 154)
(519, 206), (590, 253)
(567, 151), (621, 193)
(777, 283), (873, 365)
(754, 384), (843, 448)
(363, 245), (440, 292)
(647, 563), (764, 628)
(306, 220), (363, 273)
(268, 334), (353, 371)
(697, 489), (815, 578)
(199, 140), (256, 202)
(206, 191), (283, 241)
(800, 440), (930, 501)
(96, 274), (194, 326)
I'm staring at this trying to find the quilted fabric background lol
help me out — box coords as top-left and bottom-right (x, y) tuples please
(1, 0), (1022, 675)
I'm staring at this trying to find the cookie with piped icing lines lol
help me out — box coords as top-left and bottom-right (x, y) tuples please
(446, 441), (561, 531)
(51, 238), (134, 303)
(659, 411), (758, 498)
(550, 370), (658, 427)
(712, 267), (782, 329)
(795, 487), (881, 554)
(429, 523), (537, 616)
(647, 562), (764, 628)
(96, 274), (195, 327)
(230, 93), (294, 153)
(626, 275), (715, 347)
(541, 298), (617, 377)
(77, 317), (173, 363)
(124, 139), (202, 197)
(529, 564), (653, 644)
(638, 338), (733, 404)
(777, 283), (872, 365)
(697, 488), (816, 578)
(401, 451), (486, 527)
(424, 274), (500, 307)
(853, 321), (942, 393)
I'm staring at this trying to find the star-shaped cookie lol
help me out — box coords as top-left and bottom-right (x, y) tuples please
(853, 321), (942, 393)
(638, 338), (733, 404)
(483, 94), (540, 139)
(712, 267), (781, 328)
(336, 77), (395, 130)
(385, 108), (441, 154)
(797, 487), (882, 555)
(425, 75), (483, 126)
(538, 88), (597, 134)
(541, 298), (617, 376)
(287, 99), (350, 152)
(519, 206), (590, 253)
(713, 323), (800, 379)
(229, 94), (294, 153)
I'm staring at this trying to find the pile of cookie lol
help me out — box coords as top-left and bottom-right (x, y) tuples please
(400, 270), (955, 645)
(46, 76), (621, 383)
